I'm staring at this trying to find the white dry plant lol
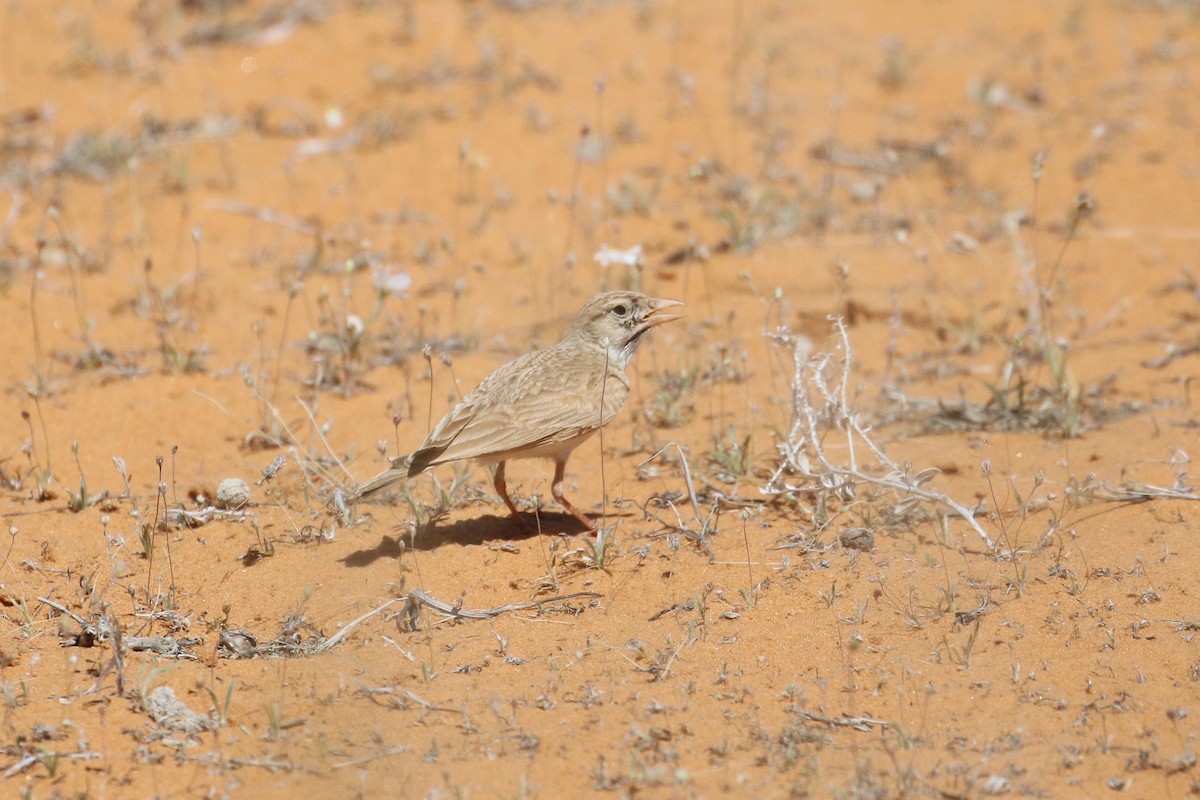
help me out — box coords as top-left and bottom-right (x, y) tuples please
(763, 317), (1002, 556)
(594, 243), (644, 289)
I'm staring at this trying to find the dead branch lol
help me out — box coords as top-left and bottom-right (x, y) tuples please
(763, 319), (1000, 555)
(395, 589), (602, 632)
(790, 708), (890, 732)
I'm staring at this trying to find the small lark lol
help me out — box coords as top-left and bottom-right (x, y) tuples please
(356, 291), (683, 529)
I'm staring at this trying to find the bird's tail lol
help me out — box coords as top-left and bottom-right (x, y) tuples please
(354, 455), (415, 500)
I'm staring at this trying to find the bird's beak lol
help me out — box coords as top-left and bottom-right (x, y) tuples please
(643, 297), (684, 327)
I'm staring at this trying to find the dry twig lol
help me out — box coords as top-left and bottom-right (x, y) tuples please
(763, 319), (1000, 554)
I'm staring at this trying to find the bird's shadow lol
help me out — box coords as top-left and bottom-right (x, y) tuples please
(338, 511), (598, 567)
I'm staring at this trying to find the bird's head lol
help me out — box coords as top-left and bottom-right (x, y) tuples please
(571, 290), (683, 367)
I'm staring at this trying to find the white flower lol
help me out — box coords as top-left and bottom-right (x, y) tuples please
(594, 244), (643, 269)
(345, 314), (365, 337)
(372, 270), (412, 297)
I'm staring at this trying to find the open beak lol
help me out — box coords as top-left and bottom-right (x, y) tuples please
(642, 297), (684, 328)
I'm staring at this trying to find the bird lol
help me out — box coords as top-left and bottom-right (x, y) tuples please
(355, 290), (683, 530)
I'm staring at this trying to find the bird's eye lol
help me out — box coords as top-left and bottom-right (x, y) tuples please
(612, 304), (629, 317)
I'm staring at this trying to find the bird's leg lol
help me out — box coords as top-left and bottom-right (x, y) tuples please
(552, 457), (597, 531)
(493, 461), (528, 530)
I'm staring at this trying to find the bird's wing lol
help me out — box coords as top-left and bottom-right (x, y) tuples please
(407, 394), (486, 474)
(410, 347), (628, 470)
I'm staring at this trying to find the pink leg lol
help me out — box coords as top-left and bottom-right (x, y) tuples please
(552, 458), (597, 531)
(493, 462), (528, 531)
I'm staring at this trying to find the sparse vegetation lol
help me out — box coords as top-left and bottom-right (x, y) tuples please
(0, 1), (1198, 798)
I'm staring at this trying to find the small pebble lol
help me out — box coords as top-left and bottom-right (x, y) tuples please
(216, 478), (250, 509)
(839, 527), (875, 551)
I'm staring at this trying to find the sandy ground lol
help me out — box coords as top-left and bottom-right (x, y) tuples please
(1, 0), (1199, 797)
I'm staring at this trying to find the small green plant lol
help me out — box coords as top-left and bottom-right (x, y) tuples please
(66, 440), (105, 512)
(584, 526), (616, 569)
(936, 581), (959, 616)
(708, 425), (752, 482)
(132, 662), (177, 714)
(203, 678), (237, 728)
(141, 257), (206, 373)
(940, 618), (982, 669)
(0, 680), (30, 708)
(400, 462), (476, 529)
(20, 403), (53, 500)
(305, 262), (410, 396)
(34, 749), (59, 778)
(982, 336), (1082, 437)
(839, 601), (868, 625)
(710, 178), (802, 255)
(265, 699), (283, 741)
(645, 367), (696, 429)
